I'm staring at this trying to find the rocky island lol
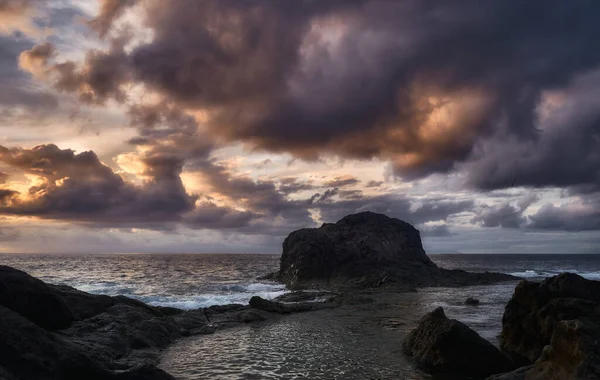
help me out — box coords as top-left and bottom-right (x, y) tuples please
(271, 212), (516, 289)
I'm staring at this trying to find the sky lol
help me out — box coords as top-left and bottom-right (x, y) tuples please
(0, 0), (599, 254)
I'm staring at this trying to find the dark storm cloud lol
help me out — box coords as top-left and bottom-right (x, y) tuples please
(127, 102), (214, 161)
(188, 159), (314, 229)
(472, 193), (540, 229)
(43, 0), (600, 192)
(277, 177), (314, 195)
(0, 171), (8, 184)
(317, 188), (339, 203)
(472, 203), (527, 229)
(464, 69), (600, 193)
(88, 0), (138, 38)
(0, 189), (18, 204)
(0, 144), (196, 226)
(52, 39), (131, 105)
(316, 193), (474, 227)
(528, 202), (600, 232)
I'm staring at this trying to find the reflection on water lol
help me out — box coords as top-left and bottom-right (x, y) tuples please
(160, 283), (518, 380)
(161, 311), (425, 379)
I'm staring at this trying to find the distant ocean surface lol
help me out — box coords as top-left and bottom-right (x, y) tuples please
(2, 253), (600, 309)
(3, 253), (600, 379)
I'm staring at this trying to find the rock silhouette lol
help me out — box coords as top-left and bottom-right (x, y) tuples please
(402, 307), (514, 377)
(275, 212), (517, 289)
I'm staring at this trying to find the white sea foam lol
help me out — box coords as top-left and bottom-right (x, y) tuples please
(74, 281), (287, 310)
(508, 270), (600, 280)
(141, 288), (288, 309)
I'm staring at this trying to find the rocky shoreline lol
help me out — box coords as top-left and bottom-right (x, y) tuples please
(402, 273), (600, 379)
(7, 212), (589, 380)
(0, 265), (337, 380)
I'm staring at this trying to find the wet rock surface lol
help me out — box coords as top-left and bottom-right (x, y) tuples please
(0, 266), (336, 380)
(402, 307), (514, 377)
(465, 297), (481, 305)
(274, 212), (517, 289)
(490, 273), (600, 380)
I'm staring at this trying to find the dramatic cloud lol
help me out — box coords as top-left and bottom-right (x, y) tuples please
(316, 193), (474, 227)
(277, 177), (314, 195)
(88, 0), (138, 38)
(31, 0), (600, 191)
(0, 35), (57, 112)
(464, 69), (600, 193)
(529, 200), (600, 232)
(472, 193), (539, 229)
(18, 41), (55, 79)
(0, 144), (195, 226)
(1, 0), (600, 253)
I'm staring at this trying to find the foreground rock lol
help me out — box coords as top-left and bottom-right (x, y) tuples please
(273, 212), (517, 289)
(249, 295), (338, 313)
(0, 266), (335, 380)
(402, 307), (514, 377)
(491, 273), (600, 380)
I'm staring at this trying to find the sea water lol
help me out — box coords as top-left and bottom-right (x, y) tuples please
(3, 253), (600, 379)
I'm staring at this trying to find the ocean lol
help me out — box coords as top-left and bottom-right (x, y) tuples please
(3, 253), (600, 379)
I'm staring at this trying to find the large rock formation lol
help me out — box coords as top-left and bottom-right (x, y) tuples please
(0, 266), (336, 380)
(500, 273), (600, 363)
(402, 307), (514, 377)
(276, 212), (517, 288)
(490, 273), (600, 380)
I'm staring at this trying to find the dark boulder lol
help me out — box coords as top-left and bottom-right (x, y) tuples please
(0, 266), (75, 330)
(492, 273), (600, 380)
(465, 297), (480, 305)
(274, 291), (338, 303)
(402, 307), (514, 377)
(249, 295), (339, 314)
(250, 296), (286, 313)
(0, 305), (110, 380)
(500, 273), (600, 363)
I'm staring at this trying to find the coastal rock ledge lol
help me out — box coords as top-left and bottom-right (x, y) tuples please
(0, 266), (337, 380)
(273, 212), (516, 289)
(489, 273), (600, 380)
